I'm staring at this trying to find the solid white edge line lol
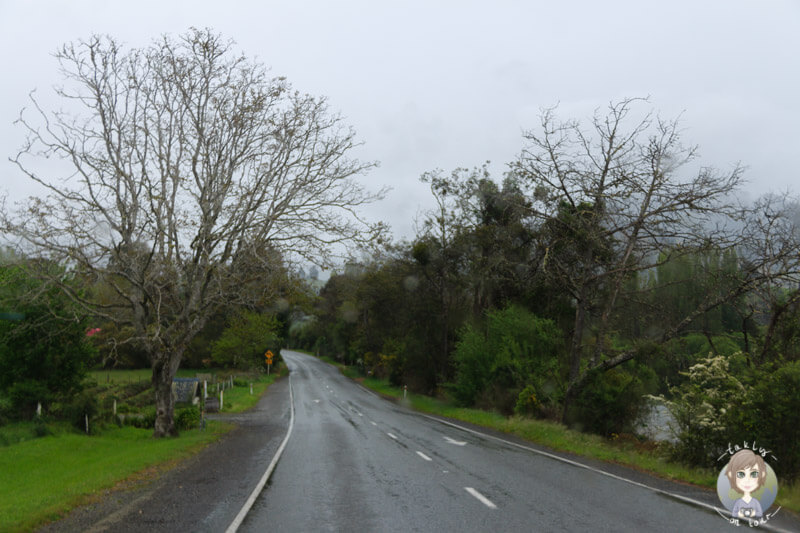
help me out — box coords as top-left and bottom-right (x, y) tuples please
(416, 451), (433, 461)
(418, 414), (793, 533)
(225, 376), (295, 533)
(465, 487), (497, 509)
(345, 363), (795, 533)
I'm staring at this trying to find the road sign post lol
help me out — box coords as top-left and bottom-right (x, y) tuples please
(265, 350), (274, 375)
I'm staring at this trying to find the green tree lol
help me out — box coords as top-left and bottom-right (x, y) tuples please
(452, 305), (563, 414)
(0, 262), (96, 417)
(211, 311), (282, 369)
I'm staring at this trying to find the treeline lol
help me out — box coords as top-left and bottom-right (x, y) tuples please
(0, 249), (298, 429)
(292, 100), (800, 479)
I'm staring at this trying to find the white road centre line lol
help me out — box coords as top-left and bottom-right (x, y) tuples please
(465, 487), (497, 509)
(416, 451), (433, 461)
(418, 415), (796, 530)
(387, 432), (398, 440)
(226, 377), (295, 533)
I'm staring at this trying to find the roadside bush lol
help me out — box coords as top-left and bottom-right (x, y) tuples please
(727, 361), (800, 481)
(175, 406), (201, 431)
(0, 395), (11, 425)
(123, 406), (156, 429)
(452, 324), (492, 406)
(570, 363), (656, 436)
(6, 380), (50, 419)
(655, 354), (748, 466)
(452, 305), (564, 414)
(59, 390), (99, 432)
(515, 384), (540, 417)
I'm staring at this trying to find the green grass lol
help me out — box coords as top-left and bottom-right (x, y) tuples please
(0, 423), (229, 532)
(0, 366), (284, 531)
(217, 367), (283, 414)
(313, 354), (800, 515)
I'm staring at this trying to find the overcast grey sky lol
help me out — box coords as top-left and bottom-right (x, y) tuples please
(1, 0), (798, 242)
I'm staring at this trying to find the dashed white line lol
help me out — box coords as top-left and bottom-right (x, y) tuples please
(370, 421), (377, 426)
(416, 451), (433, 462)
(387, 432), (398, 440)
(465, 487), (497, 509)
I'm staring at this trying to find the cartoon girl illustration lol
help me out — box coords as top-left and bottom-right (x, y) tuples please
(726, 449), (767, 519)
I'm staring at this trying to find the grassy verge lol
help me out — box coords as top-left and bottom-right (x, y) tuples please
(217, 365), (284, 414)
(313, 353), (800, 515)
(0, 366), (284, 531)
(0, 422), (230, 532)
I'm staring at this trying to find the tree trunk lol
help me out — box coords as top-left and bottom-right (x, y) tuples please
(562, 295), (587, 424)
(152, 350), (183, 438)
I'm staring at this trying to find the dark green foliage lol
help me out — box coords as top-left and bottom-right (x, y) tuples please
(452, 325), (491, 405)
(728, 362), (800, 481)
(6, 380), (50, 418)
(0, 263), (96, 420)
(452, 306), (564, 414)
(174, 406), (201, 431)
(569, 363), (657, 436)
(56, 390), (99, 432)
(123, 407), (157, 429)
(211, 311), (282, 370)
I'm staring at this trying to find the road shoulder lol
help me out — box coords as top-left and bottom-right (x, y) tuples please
(38, 376), (291, 533)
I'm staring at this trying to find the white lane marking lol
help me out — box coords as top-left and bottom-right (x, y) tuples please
(387, 432), (398, 440)
(465, 487), (497, 509)
(443, 436), (467, 446)
(370, 421), (377, 426)
(226, 377), (295, 533)
(416, 451), (433, 462)
(419, 415), (762, 527)
(314, 399), (320, 403)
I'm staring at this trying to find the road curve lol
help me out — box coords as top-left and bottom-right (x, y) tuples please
(239, 350), (748, 532)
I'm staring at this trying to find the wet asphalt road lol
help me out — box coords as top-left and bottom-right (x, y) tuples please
(239, 350), (751, 532)
(40, 350), (800, 532)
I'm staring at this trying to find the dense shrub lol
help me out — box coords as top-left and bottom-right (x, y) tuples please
(452, 322), (495, 406)
(570, 363), (657, 436)
(174, 406), (201, 431)
(452, 305), (564, 414)
(6, 380), (50, 418)
(728, 361), (800, 481)
(0, 263), (96, 419)
(58, 390), (100, 432)
(122, 406), (156, 429)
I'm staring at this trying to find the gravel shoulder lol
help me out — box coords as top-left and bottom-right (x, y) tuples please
(38, 376), (291, 533)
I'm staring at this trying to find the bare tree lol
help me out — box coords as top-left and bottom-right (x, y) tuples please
(512, 98), (800, 422)
(4, 28), (384, 436)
